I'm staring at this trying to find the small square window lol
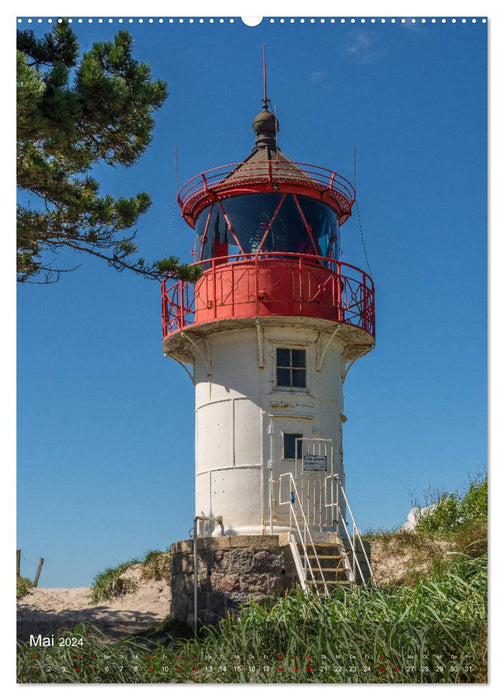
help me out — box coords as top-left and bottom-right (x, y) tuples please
(284, 433), (303, 460)
(276, 348), (306, 388)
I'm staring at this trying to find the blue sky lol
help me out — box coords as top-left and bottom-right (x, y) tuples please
(16, 15), (487, 587)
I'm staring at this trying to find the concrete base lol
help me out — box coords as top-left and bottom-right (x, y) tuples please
(170, 534), (372, 627)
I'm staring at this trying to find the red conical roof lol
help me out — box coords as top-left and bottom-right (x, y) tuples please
(177, 107), (355, 228)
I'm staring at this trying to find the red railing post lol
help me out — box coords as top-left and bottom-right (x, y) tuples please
(337, 262), (342, 323)
(362, 272), (367, 333)
(298, 256), (303, 314)
(178, 280), (185, 329)
(161, 281), (167, 337)
(231, 262), (235, 318)
(255, 256), (259, 316)
(212, 259), (217, 319)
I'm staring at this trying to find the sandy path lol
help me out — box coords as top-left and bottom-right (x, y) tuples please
(17, 567), (172, 643)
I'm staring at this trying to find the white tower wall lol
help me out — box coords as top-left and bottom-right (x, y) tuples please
(192, 322), (347, 536)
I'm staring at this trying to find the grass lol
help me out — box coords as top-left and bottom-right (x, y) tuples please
(17, 553), (487, 683)
(90, 559), (141, 603)
(17, 576), (33, 599)
(415, 476), (487, 535)
(363, 475), (488, 588)
(90, 550), (172, 603)
(17, 477), (487, 683)
(141, 550), (172, 581)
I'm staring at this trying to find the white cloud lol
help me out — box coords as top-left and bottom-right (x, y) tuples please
(344, 31), (383, 64)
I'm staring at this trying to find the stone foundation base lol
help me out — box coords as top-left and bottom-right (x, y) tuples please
(170, 534), (371, 627)
(171, 535), (297, 626)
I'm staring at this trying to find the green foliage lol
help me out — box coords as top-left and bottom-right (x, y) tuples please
(416, 476), (487, 536)
(17, 555), (487, 683)
(90, 559), (140, 603)
(463, 477), (487, 524)
(16, 575), (33, 599)
(17, 20), (198, 284)
(416, 494), (463, 534)
(140, 550), (172, 581)
(90, 549), (172, 602)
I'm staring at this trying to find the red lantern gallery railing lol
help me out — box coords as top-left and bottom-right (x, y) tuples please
(177, 160), (356, 226)
(161, 253), (375, 340)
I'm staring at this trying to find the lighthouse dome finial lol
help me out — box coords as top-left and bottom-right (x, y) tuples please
(252, 43), (279, 150)
(252, 107), (278, 137)
(251, 107), (279, 150)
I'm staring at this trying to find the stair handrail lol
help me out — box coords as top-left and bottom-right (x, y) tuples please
(279, 472), (329, 596)
(327, 475), (376, 586)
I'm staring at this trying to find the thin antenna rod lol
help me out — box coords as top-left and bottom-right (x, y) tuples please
(262, 43), (269, 110)
(174, 144), (179, 193)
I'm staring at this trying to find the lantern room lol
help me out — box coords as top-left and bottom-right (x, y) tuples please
(162, 105), (374, 353)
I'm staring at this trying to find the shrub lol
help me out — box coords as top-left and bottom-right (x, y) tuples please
(90, 550), (172, 602)
(141, 550), (171, 581)
(16, 576), (33, 599)
(416, 476), (487, 536)
(90, 560), (140, 603)
(461, 477), (487, 524)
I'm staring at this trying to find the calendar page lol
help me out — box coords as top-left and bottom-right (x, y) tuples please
(15, 7), (488, 686)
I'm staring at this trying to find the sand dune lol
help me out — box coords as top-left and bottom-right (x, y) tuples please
(17, 567), (172, 643)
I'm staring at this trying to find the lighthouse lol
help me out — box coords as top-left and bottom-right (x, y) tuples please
(163, 85), (375, 625)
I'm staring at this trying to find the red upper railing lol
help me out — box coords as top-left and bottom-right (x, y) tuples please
(161, 253), (375, 341)
(177, 160), (356, 227)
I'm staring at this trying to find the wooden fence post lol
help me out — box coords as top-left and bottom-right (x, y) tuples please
(34, 558), (44, 588)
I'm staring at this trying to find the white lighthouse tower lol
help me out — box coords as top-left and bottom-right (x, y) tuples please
(163, 89), (375, 624)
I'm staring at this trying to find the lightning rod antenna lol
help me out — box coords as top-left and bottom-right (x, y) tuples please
(163, 144), (180, 256)
(354, 145), (357, 197)
(262, 43), (269, 111)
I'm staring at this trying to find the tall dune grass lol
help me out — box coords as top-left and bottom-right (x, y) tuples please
(17, 553), (487, 683)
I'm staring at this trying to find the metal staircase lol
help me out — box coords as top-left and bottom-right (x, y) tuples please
(275, 440), (375, 595)
(301, 541), (355, 589)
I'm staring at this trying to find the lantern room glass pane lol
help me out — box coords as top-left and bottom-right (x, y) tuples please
(297, 195), (338, 259)
(197, 204), (241, 262)
(195, 194), (338, 264)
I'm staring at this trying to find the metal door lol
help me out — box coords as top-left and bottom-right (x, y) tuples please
(294, 438), (335, 528)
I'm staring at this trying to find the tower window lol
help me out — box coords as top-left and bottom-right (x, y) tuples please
(283, 433), (303, 460)
(276, 348), (306, 388)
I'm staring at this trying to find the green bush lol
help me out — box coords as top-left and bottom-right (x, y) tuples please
(17, 576), (33, 599)
(416, 477), (487, 536)
(90, 560), (140, 603)
(141, 550), (172, 581)
(462, 478), (487, 524)
(90, 550), (172, 603)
